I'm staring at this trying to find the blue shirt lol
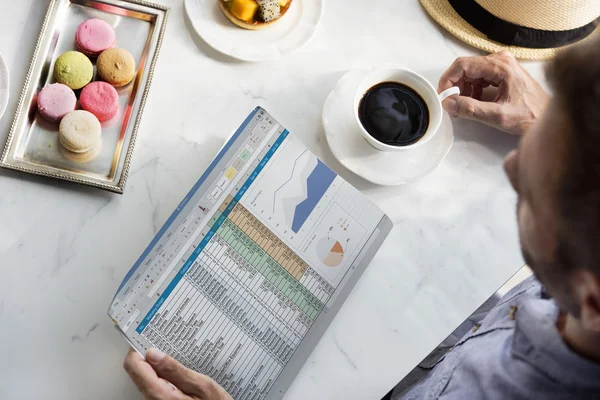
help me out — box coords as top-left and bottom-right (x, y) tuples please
(400, 277), (600, 399)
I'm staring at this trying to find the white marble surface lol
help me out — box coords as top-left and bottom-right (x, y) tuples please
(0, 1), (545, 399)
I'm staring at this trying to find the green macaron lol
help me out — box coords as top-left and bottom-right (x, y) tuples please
(53, 51), (93, 90)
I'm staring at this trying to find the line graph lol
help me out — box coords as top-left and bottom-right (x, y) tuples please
(241, 135), (341, 247)
(290, 160), (336, 233)
(273, 150), (308, 214)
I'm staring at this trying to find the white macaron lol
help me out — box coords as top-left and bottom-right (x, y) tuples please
(59, 110), (101, 154)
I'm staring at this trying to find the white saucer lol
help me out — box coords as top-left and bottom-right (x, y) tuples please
(323, 69), (454, 186)
(184, 0), (323, 62)
(0, 53), (9, 120)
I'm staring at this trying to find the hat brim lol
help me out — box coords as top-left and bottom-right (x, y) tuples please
(420, 0), (600, 60)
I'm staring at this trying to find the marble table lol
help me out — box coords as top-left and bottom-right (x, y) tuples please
(0, 0), (545, 399)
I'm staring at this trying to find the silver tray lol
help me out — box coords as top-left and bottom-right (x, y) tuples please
(0, 0), (169, 194)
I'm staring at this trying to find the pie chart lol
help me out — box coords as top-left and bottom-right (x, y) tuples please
(316, 237), (344, 267)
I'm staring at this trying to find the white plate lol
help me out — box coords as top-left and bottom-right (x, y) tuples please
(0, 53), (9, 120)
(323, 69), (454, 186)
(184, 0), (323, 62)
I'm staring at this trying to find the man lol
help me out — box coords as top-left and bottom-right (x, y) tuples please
(392, 41), (600, 399)
(123, 38), (600, 399)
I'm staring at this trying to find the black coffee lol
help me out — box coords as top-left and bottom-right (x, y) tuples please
(358, 82), (429, 146)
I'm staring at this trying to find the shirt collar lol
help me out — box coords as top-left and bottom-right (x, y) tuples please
(511, 296), (600, 389)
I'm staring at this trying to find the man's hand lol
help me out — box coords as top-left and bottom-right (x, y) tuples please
(124, 348), (233, 400)
(438, 51), (549, 135)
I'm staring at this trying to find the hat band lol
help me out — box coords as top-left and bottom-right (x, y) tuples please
(448, 0), (600, 49)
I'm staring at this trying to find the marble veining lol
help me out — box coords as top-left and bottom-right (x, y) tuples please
(0, 0), (544, 399)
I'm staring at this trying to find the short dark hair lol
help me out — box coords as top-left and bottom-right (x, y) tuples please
(547, 36), (600, 277)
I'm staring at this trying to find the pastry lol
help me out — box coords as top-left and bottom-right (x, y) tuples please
(53, 51), (93, 90)
(96, 48), (136, 87)
(37, 83), (77, 122)
(75, 18), (116, 57)
(59, 110), (101, 153)
(219, 0), (292, 30)
(61, 139), (102, 163)
(80, 81), (119, 121)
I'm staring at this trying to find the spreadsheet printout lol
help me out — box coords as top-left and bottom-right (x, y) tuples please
(109, 107), (393, 400)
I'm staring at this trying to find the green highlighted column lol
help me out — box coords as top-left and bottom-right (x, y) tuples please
(217, 219), (323, 319)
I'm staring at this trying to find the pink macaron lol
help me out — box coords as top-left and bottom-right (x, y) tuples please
(37, 83), (77, 122)
(80, 81), (119, 121)
(75, 19), (116, 57)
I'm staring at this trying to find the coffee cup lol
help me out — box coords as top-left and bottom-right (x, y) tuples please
(354, 67), (459, 151)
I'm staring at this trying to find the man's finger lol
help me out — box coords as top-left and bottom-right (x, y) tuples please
(458, 80), (472, 97)
(468, 78), (492, 89)
(146, 348), (228, 399)
(124, 348), (178, 400)
(471, 84), (483, 100)
(442, 96), (503, 126)
(438, 56), (509, 92)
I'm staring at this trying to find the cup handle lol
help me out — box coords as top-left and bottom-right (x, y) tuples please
(438, 86), (460, 103)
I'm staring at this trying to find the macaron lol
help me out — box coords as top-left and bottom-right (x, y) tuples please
(97, 48), (136, 87)
(80, 81), (119, 121)
(61, 139), (102, 163)
(59, 110), (101, 153)
(37, 83), (77, 122)
(75, 18), (116, 57)
(53, 51), (93, 90)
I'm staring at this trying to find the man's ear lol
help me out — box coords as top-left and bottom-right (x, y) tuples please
(575, 270), (600, 332)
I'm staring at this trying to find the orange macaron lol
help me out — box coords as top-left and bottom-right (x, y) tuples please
(97, 48), (136, 87)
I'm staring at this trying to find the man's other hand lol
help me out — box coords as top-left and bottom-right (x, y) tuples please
(438, 51), (549, 135)
(124, 348), (233, 400)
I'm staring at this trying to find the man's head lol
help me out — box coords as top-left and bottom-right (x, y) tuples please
(504, 37), (600, 331)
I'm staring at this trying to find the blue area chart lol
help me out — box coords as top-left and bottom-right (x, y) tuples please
(291, 160), (337, 233)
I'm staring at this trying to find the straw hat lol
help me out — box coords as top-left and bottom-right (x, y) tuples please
(420, 0), (600, 60)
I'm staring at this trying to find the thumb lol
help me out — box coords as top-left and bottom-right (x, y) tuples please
(146, 348), (227, 399)
(443, 96), (503, 126)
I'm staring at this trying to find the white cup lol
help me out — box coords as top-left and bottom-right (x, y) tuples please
(354, 67), (459, 151)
